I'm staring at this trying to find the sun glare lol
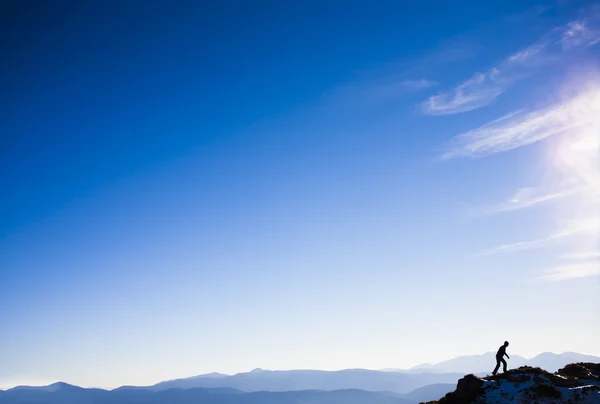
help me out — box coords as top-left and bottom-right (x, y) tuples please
(552, 80), (600, 254)
(555, 84), (600, 194)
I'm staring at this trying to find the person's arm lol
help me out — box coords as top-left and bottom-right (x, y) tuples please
(505, 352), (510, 359)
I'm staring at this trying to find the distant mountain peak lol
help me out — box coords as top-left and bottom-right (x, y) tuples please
(43, 381), (78, 391)
(49, 382), (71, 387)
(200, 372), (228, 378)
(534, 351), (555, 357)
(7, 381), (76, 393)
(249, 368), (267, 373)
(407, 363), (435, 370)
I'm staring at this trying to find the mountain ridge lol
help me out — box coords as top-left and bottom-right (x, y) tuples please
(3, 362), (599, 404)
(0, 384), (426, 404)
(424, 362), (600, 403)
(4, 352), (598, 397)
(149, 368), (465, 394)
(396, 351), (600, 374)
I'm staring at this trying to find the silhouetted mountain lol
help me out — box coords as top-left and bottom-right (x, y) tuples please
(403, 352), (600, 375)
(0, 385), (416, 404)
(4, 352), (597, 403)
(526, 352), (600, 372)
(406, 353), (528, 374)
(7, 382), (79, 393)
(1, 382), (110, 404)
(151, 368), (465, 394)
(424, 362), (600, 404)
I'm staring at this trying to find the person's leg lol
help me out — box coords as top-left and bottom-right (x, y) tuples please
(493, 358), (501, 375)
(501, 358), (507, 373)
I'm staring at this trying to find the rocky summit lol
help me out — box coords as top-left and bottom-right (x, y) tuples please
(423, 362), (600, 404)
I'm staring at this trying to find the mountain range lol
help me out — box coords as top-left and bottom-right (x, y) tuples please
(146, 368), (463, 393)
(1, 352), (598, 404)
(395, 351), (600, 374)
(0, 382), (436, 404)
(136, 352), (598, 393)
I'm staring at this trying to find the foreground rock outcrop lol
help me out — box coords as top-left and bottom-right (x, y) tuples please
(423, 362), (600, 404)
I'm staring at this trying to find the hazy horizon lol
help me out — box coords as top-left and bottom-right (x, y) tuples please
(2, 0), (599, 392)
(2, 350), (599, 390)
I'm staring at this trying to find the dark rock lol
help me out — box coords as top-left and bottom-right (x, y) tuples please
(423, 362), (600, 404)
(559, 362), (600, 381)
(454, 375), (483, 401)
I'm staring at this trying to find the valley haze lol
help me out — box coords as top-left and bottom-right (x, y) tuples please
(4, 352), (598, 391)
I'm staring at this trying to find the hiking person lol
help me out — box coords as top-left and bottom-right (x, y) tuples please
(492, 341), (510, 375)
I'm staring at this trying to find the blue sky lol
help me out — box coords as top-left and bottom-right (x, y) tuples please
(1, 0), (599, 390)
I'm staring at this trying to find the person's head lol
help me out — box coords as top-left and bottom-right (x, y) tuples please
(504, 341), (509, 347)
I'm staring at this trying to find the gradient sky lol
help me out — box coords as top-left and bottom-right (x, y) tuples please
(1, 0), (599, 390)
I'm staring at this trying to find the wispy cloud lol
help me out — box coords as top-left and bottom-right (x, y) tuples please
(559, 251), (600, 260)
(437, 6), (600, 283)
(561, 20), (600, 50)
(317, 7), (555, 112)
(423, 9), (600, 115)
(424, 73), (505, 115)
(315, 24), (481, 111)
(479, 217), (600, 256)
(533, 262), (600, 282)
(466, 86), (600, 256)
(506, 43), (546, 64)
(421, 50), (536, 115)
(441, 86), (600, 159)
(469, 185), (582, 216)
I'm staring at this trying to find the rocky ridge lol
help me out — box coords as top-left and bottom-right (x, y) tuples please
(423, 362), (600, 404)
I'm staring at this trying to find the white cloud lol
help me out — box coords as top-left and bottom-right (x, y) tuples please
(441, 86), (600, 159)
(559, 251), (600, 260)
(447, 6), (600, 277)
(469, 185), (582, 216)
(561, 21), (600, 50)
(424, 73), (504, 115)
(506, 43), (545, 64)
(423, 10), (600, 115)
(479, 217), (600, 256)
(462, 82), (600, 257)
(534, 262), (600, 282)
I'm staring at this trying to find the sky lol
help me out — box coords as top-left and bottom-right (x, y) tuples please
(1, 0), (599, 390)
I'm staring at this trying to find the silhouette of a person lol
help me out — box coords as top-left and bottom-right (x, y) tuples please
(492, 341), (510, 375)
